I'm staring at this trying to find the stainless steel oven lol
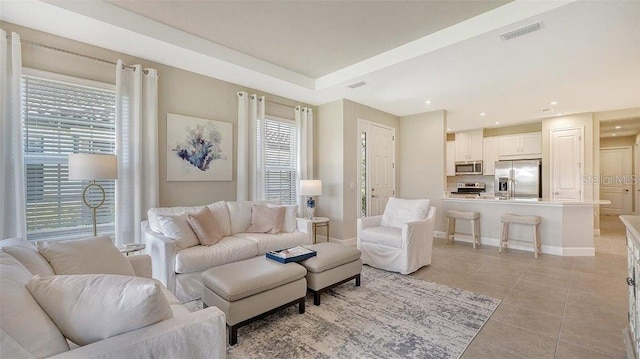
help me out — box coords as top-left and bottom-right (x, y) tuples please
(455, 161), (483, 175)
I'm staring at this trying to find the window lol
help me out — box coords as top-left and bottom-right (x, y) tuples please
(259, 117), (297, 205)
(22, 70), (116, 241)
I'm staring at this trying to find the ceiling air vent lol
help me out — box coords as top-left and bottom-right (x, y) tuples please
(500, 21), (544, 41)
(347, 81), (366, 89)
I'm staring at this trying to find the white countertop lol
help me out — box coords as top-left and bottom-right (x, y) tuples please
(443, 195), (610, 206)
(621, 215), (640, 239)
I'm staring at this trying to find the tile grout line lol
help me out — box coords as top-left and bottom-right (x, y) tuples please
(553, 260), (574, 358)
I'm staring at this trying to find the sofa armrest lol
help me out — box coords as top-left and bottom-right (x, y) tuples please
(359, 215), (382, 229)
(47, 307), (226, 359)
(402, 206), (436, 249)
(141, 221), (177, 295)
(127, 254), (152, 278)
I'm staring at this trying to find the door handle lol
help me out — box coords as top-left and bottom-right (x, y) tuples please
(625, 189), (630, 192)
(554, 192), (560, 195)
(371, 195), (378, 198)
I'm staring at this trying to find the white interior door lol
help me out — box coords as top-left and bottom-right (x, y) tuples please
(601, 147), (633, 215)
(550, 127), (583, 201)
(369, 124), (395, 216)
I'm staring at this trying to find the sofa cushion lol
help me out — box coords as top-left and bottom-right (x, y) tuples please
(300, 242), (362, 273)
(267, 204), (298, 233)
(0, 253), (69, 358)
(246, 205), (285, 234)
(26, 274), (173, 346)
(187, 207), (224, 246)
(226, 200), (279, 234)
(380, 197), (430, 228)
(174, 236), (258, 274)
(235, 231), (311, 254)
(0, 238), (54, 276)
(37, 236), (136, 276)
(156, 213), (200, 250)
(360, 226), (403, 249)
(147, 201), (231, 236)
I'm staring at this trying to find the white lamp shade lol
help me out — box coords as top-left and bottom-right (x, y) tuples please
(299, 180), (322, 196)
(68, 154), (118, 180)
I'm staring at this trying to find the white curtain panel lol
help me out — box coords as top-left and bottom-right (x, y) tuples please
(236, 92), (264, 201)
(115, 60), (159, 245)
(0, 31), (26, 239)
(295, 106), (314, 215)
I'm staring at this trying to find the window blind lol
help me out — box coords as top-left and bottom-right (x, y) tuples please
(260, 118), (297, 205)
(22, 73), (116, 241)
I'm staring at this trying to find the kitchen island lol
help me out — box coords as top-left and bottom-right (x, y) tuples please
(442, 196), (609, 256)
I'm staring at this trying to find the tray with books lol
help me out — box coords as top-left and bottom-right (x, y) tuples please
(266, 246), (317, 263)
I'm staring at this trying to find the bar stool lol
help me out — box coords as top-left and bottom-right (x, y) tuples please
(500, 214), (542, 258)
(446, 210), (481, 248)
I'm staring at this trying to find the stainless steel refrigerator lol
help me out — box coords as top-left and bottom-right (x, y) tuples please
(494, 160), (542, 199)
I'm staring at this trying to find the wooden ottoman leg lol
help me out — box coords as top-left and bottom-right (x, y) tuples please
(299, 297), (306, 313)
(313, 291), (321, 306)
(229, 325), (238, 346)
(355, 274), (361, 287)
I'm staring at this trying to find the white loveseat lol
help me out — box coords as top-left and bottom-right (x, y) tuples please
(143, 200), (312, 302)
(0, 237), (226, 359)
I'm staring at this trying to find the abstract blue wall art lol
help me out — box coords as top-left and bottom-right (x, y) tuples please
(166, 114), (232, 181)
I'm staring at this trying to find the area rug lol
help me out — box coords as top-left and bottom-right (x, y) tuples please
(185, 266), (500, 359)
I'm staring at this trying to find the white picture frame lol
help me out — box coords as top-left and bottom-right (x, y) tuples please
(166, 113), (233, 181)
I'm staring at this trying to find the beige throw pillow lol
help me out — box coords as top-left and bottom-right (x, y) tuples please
(26, 274), (173, 346)
(267, 204), (298, 233)
(36, 236), (135, 276)
(246, 205), (285, 234)
(187, 207), (224, 246)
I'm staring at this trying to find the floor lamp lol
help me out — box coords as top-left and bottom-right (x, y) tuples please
(68, 154), (118, 237)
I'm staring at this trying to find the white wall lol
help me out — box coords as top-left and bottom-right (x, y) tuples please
(399, 110), (446, 231)
(316, 100), (345, 238)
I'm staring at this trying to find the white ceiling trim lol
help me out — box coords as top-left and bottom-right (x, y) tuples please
(315, 0), (576, 90)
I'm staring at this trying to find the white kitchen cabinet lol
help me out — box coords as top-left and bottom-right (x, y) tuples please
(455, 129), (483, 162)
(483, 137), (499, 175)
(498, 132), (542, 159)
(446, 141), (456, 176)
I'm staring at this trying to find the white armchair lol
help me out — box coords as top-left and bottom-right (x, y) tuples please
(357, 198), (436, 274)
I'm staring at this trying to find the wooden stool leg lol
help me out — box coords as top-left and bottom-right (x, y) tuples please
(499, 222), (505, 253)
(471, 219), (477, 249)
(475, 218), (481, 247)
(533, 224), (540, 258)
(447, 218), (456, 244)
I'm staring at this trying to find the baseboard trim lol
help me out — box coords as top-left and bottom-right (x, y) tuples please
(450, 236), (593, 256)
(433, 231), (447, 239)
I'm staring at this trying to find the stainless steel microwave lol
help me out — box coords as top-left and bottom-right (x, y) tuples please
(455, 161), (483, 175)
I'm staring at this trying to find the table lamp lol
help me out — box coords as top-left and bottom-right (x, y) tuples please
(299, 180), (322, 219)
(68, 154), (118, 236)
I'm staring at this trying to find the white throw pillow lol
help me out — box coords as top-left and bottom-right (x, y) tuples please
(0, 238), (54, 276)
(267, 204), (298, 233)
(380, 197), (430, 228)
(26, 274), (173, 346)
(226, 200), (280, 234)
(0, 253), (69, 358)
(156, 213), (200, 250)
(37, 236), (136, 276)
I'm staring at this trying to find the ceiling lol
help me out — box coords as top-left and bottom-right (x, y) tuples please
(106, 0), (510, 78)
(600, 118), (640, 138)
(1, 0), (639, 131)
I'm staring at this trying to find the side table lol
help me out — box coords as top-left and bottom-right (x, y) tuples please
(297, 217), (330, 244)
(119, 243), (146, 256)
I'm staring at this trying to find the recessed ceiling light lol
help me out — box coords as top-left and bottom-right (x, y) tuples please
(615, 125), (622, 129)
(425, 100), (432, 105)
(550, 101), (558, 106)
(480, 112), (486, 117)
(612, 133), (617, 136)
(495, 121), (500, 125)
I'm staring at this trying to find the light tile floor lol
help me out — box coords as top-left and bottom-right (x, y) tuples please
(411, 215), (629, 358)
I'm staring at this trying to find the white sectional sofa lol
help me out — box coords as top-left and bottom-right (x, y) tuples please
(0, 237), (226, 359)
(143, 200), (313, 302)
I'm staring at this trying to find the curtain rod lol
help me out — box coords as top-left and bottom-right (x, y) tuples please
(5, 34), (147, 73)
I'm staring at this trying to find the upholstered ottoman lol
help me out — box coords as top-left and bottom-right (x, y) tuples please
(299, 242), (362, 305)
(201, 256), (307, 345)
